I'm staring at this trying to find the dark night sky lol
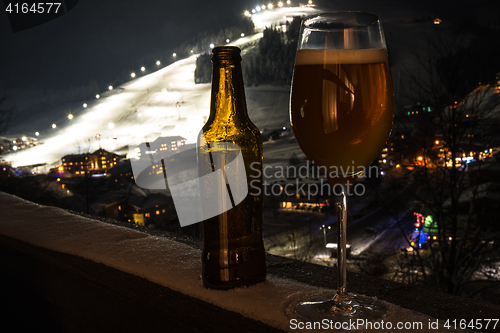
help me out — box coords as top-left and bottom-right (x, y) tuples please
(0, 0), (254, 90)
(0, 0), (498, 114)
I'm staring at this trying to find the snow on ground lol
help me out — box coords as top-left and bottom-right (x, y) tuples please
(0, 191), (464, 332)
(4, 53), (210, 169)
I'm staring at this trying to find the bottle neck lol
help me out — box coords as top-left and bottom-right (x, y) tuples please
(210, 50), (249, 122)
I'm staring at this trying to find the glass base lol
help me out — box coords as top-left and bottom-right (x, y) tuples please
(295, 293), (387, 323)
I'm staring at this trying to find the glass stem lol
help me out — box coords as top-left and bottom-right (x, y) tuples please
(336, 185), (347, 299)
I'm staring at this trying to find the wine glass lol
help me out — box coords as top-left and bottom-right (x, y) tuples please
(289, 12), (394, 321)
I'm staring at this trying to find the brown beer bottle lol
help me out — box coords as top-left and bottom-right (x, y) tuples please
(197, 46), (266, 289)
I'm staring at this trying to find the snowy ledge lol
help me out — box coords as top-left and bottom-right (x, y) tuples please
(1, 191), (499, 332)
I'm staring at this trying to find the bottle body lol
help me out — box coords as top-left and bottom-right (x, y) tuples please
(198, 46), (266, 289)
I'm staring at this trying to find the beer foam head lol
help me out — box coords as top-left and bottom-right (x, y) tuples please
(295, 48), (388, 65)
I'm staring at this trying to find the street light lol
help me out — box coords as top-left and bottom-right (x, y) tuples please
(278, 1), (283, 7)
(131, 72), (136, 78)
(176, 103), (181, 119)
(141, 66), (145, 71)
(108, 122), (115, 129)
(108, 85), (113, 90)
(210, 43), (215, 49)
(241, 33), (245, 37)
(156, 60), (161, 65)
(320, 224), (331, 246)
(35, 132), (39, 136)
(96, 94), (100, 99)
(173, 53), (177, 57)
(83, 103), (87, 108)
(22, 136), (27, 141)
(52, 124), (57, 129)
(68, 114), (73, 120)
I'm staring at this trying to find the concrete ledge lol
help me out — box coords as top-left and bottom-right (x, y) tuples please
(1, 191), (500, 332)
(0, 234), (281, 333)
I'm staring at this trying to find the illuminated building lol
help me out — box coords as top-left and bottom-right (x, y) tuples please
(61, 148), (124, 177)
(137, 136), (187, 160)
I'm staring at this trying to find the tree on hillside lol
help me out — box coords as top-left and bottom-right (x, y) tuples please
(186, 16), (255, 60)
(243, 17), (302, 87)
(388, 21), (500, 299)
(192, 17), (255, 84)
(194, 53), (212, 84)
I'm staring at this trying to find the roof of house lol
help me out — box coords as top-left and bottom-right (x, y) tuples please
(127, 193), (171, 210)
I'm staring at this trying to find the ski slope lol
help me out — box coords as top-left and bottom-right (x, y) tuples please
(5, 6), (319, 169)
